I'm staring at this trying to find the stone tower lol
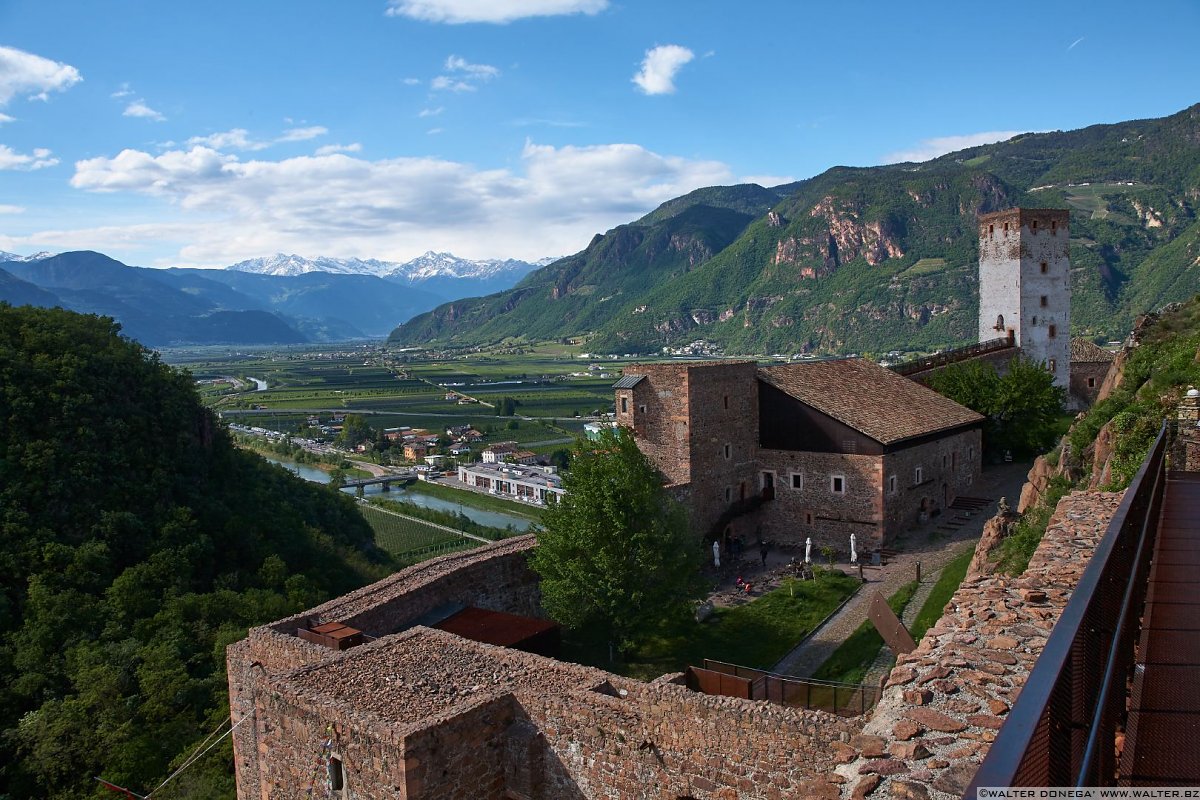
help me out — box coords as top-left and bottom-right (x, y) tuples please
(978, 208), (1071, 389)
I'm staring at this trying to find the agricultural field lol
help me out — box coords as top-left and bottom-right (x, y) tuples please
(359, 503), (481, 563)
(165, 343), (637, 460)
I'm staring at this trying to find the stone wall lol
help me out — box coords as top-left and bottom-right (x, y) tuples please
(1069, 360), (1109, 408)
(756, 449), (883, 552)
(881, 429), (981, 539)
(824, 490), (1124, 800)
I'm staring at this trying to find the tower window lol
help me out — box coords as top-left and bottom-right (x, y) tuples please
(1049, 358), (1057, 372)
(1087, 377), (1096, 388)
(995, 313), (1005, 331)
(888, 475), (897, 493)
(1048, 324), (1057, 339)
(620, 396), (628, 413)
(1032, 219), (1038, 232)
(1040, 295), (1048, 307)
(723, 443), (731, 460)
(805, 512), (813, 525)
(723, 395), (729, 410)
(1004, 222), (1009, 233)
(831, 475), (845, 494)
(1051, 219), (1058, 233)
(791, 473), (803, 490)
(988, 224), (994, 237)
(914, 466), (924, 485)
(1040, 261), (1048, 274)
(639, 404), (646, 414)
(1032, 316), (1038, 326)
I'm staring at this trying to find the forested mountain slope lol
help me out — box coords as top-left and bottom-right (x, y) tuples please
(0, 305), (392, 798)
(392, 103), (1200, 354)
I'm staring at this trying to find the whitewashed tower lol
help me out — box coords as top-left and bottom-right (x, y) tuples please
(978, 208), (1071, 389)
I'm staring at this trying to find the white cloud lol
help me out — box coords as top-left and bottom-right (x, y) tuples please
(315, 143), (362, 155)
(111, 83), (134, 98)
(419, 106), (445, 118)
(0, 113), (13, 124)
(0, 204), (25, 214)
(403, 77), (422, 85)
(427, 127), (444, 135)
(431, 55), (499, 92)
(632, 45), (694, 95)
(741, 174), (795, 188)
(882, 131), (1024, 163)
(186, 126), (328, 151)
(124, 100), (166, 121)
(0, 144), (59, 170)
(64, 140), (734, 265)
(0, 46), (82, 106)
(386, 0), (607, 24)
(277, 125), (328, 142)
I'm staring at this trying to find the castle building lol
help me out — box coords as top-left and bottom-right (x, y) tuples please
(977, 208), (1072, 390)
(614, 358), (983, 555)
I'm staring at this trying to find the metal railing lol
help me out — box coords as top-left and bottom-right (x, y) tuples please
(963, 421), (1169, 796)
(691, 659), (880, 717)
(890, 336), (1014, 376)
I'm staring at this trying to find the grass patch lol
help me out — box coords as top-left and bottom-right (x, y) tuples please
(903, 258), (948, 277)
(994, 474), (1073, 575)
(809, 580), (919, 685)
(405, 477), (544, 521)
(909, 548), (973, 642)
(561, 569), (860, 680)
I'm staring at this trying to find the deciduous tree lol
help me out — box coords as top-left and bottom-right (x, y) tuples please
(529, 428), (703, 657)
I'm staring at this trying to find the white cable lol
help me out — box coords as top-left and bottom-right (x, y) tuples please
(146, 713), (253, 798)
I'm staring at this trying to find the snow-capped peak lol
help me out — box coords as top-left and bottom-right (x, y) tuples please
(226, 253), (398, 277)
(0, 250), (55, 262)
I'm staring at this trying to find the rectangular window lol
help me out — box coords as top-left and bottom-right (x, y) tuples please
(620, 396), (627, 413)
(888, 475), (897, 494)
(914, 466), (924, 485)
(942, 454), (948, 468)
(723, 395), (729, 410)
(1048, 324), (1057, 339)
(1051, 219), (1058, 234)
(1087, 377), (1097, 388)
(723, 443), (731, 460)
(791, 473), (803, 490)
(724, 487), (731, 502)
(831, 475), (845, 494)
(1004, 222), (1009, 233)
(805, 511), (814, 525)
(988, 224), (994, 237)
(639, 404), (647, 414)
(1048, 358), (1057, 372)
(1040, 295), (1048, 307)
(1040, 261), (1048, 274)
(969, 446), (975, 460)
(1032, 219), (1038, 232)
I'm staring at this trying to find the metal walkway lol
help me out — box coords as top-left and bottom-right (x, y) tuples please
(1120, 471), (1200, 785)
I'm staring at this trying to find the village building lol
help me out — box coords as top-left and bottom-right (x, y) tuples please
(457, 462), (564, 505)
(402, 442), (428, 461)
(1069, 337), (1116, 407)
(481, 441), (520, 463)
(614, 358), (983, 555)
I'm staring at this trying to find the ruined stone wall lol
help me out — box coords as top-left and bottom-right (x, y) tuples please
(881, 428), (981, 540)
(402, 694), (517, 799)
(756, 449), (883, 553)
(825, 490), (1123, 800)
(518, 673), (861, 799)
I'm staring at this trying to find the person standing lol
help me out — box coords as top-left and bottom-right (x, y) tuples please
(759, 539), (769, 568)
(712, 539), (721, 569)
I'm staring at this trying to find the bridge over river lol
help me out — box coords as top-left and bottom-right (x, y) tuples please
(342, 470), (418, 489)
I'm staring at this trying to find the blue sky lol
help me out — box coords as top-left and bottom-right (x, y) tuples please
(0, 0), (1196, 267)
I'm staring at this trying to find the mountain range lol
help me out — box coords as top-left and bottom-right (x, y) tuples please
(0, 250), (551, 346)
(391, 103), (1200, 356)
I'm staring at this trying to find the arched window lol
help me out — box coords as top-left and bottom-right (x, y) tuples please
(995, 314), (1005, 331)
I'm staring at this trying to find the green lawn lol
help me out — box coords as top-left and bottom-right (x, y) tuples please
(809, 580), (919, 685)
(909, 548), (973, 642)
(562, 569), (861, 680)
(359, 503), (477, 562)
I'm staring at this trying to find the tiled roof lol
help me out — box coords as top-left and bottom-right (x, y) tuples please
(1070, 338), (1116, 363)
(758, 359), (985, 446)
(613, 374), (645, 389)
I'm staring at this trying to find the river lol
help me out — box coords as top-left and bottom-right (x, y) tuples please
(263, 457), (534, 531)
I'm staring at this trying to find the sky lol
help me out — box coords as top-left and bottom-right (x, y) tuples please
(0, 0), (1196, 268)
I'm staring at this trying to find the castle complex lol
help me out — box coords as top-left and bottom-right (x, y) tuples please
(227, 208), (1121, 799)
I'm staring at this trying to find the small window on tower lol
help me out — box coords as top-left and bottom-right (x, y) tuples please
(620, 396), (628, 413)
(1040, 295), (1048, 307)
(1032, 316), (1038, 326)
(831, 475), (845, 494)
(1051, 219), (1058, 234)
(791, 473), (803, 490)
(1048, 324), (1057, 339)
(723, 443), (731, 460)
(1004, 222), (1009, 233)
(1040, 261), (1048, 274)
(989, 224), (994, 237)
(723, 395), (729, 410)
(888, 475), (897, 494)
(639, 404), (647, 414)
(1049, 358), (1057, 372)
(1087, 377), (1097, 388)
(805, 511), (814, 525)
(1032, 219), (1038, 232)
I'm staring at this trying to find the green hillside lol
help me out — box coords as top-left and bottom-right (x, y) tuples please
(0, 305), (393, 798)
(391, 103), (1200, 354)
